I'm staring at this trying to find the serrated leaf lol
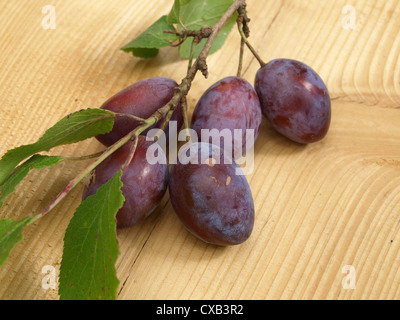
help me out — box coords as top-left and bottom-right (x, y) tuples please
(0, 108), (114, 185)
(168, 0), (237, 59)
(0, 155), (64, 209)
(0, 217), (33, 266)
(59, 170), (124, 300)
(121, 15), (177, 58)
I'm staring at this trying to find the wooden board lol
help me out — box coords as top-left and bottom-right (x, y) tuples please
(0, 0), (399, 300)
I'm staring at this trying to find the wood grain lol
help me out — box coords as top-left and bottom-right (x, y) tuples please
(0, 0), (399, 300)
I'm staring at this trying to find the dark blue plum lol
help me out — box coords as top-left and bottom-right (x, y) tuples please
(191, 76), (262, 159)
(97, 77), (184, 146)
(169, 142), (254, 246)
(255, 59), (331, 143)
(83, 136), (168, 229)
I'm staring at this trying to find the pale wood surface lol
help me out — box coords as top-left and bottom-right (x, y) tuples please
(0, 0), (400, 300)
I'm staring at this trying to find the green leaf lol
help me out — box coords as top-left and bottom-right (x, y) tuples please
(0, 108), (114, 185)
(0, 155), (64, 209)
(167, 0), (192, 25)
(121, 15), (177, 58)
(130, 48), (160, 59)
(59, 170), (124, 300)
(179, 13), (237, 59)
(0, 217), (33, 266)
(171, 0), (235, 29)
(168, 0), (237, 58)
(122, 1), (237, 59)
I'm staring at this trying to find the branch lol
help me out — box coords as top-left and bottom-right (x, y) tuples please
(237, 2), (266, 67)
(32, 109), (167, 222)
(161, 0), (248, 118)
(32, 0), (248, 222)
(164, 27), (213, 45)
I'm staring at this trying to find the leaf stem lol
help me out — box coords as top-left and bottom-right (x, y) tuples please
(121, 136), (138, 172)
(116, 113), (145, 123)
(237, 32), (245, 77)
(181, 97), (191, 142)
(63, 151), (104, 162)
(237, 23), (266, 67)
